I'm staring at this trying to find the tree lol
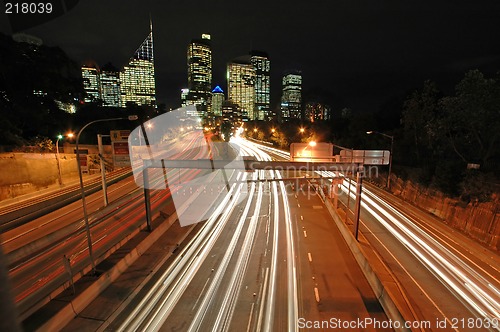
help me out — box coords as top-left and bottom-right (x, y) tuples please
(0, 33), (81, 146)
(402, 80), (440, 164)
(220, 121), (232, 142)
(438, 70), (500, 171)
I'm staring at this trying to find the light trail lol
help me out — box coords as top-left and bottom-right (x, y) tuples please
(189, 171), (259, 332)
(245, 139), (500, 327)
(236, 137), (299, 331)
(211, 172), (265, 332)
(319, 169), (500, 324)
(119, 172), (244, 331)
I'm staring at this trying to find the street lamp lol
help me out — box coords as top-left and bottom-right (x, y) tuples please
(299, 127), (305, 134)
(55, 133), (74, 185)
(75, 115), (137, 275)
(367, 131), (394, 189)
(308, 141), (316, 162)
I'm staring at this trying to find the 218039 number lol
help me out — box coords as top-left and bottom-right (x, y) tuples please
(5, 2), (53, 14)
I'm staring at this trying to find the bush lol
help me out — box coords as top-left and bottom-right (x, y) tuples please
(459, 171), (497, 202)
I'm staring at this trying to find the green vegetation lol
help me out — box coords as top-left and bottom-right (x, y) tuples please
(399, 70), (499, 201)
(0, 33), (82, 146)
(246, 70), (499, 202)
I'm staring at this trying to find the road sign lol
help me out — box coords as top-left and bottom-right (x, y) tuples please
(290, 142), (334, 162)
(78, 154), (89, 173)
(112, 141), (131, 167)
(110, 130), (130, 142)
(339, 150), (390, 165)
(467, 163), (480, 170)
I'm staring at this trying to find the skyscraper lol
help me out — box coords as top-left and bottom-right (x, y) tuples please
(281, 70), (302, 120)
(227, 56), (256, 120)
(250, 51), (270, 120)
(305, 102), (331, 122)
(180, 88), (189, 107)
(100, 64), (121, 107)
(120, 22), (156, 108)
(81, 65), (100, 103)
(211, 86), (224, 116)
(186, 34), (212, 116)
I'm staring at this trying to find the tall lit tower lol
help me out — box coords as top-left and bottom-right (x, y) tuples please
(120, 21), (156, 108)
(250, 51), (270, 120)
(227, 56), (256, 120)
(81, 65), (100, 103)
(186, 33), (212, 116)
(211, 85), (224, 116)
(100, 64), (121, 107)
(280, 70), (302, 120)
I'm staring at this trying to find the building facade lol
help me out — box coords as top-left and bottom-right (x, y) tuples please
(186, 34), (212, 116)
(120, 25), (156, 108)
(180, 88), (189, 107)
(250, 51), (270, 120)
(100, 68), (121, 107)
(227, 56), (255, 120)
(81, 66), (100, 103)
(305, 102), (331, 122)
(280, 70), (302, 120)
(211, 85), (224, 116)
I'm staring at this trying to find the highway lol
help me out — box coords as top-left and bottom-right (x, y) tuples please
(1, 131), (210, 318)
(102, 136), (390, 332)
(254, 142), (500, 331)
(113, 138), (301, 331)
(6, 132), (496, 331)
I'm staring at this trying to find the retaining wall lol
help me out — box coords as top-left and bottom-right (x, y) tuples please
(390, 177), (499, 250)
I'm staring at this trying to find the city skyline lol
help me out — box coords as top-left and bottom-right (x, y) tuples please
(1, 0), (500, 113)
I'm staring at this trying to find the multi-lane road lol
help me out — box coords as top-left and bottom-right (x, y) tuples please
(256, 142), (500, 331)
(1, 131), (499, 331)
(1, 131), (209, 318)
(102, 136), (390, 332)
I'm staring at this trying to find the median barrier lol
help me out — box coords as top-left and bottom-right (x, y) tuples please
(317, 186), (418, 332)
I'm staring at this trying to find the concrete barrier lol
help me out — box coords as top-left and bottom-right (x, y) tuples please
(318, 186), (419, 332)
(35, 170), (227, 331)
(36, 211), (180, 332)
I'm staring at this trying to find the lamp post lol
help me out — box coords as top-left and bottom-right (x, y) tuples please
(75, 116), (137, 275)
(367, 131), (394, 190)
(97, 134), (110, 206)
(55, 133), (74, 186)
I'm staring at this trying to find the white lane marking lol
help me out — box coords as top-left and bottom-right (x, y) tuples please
(308, 253), (313, 262)
(314, 287), (320, 302)
(192, 277), (211, 311)
(300, 215), (304, 221)
(246, 302), (255, 332)
(303, 230), (307, 238)
(256, 267), (270, 332)
(362, 220), (457, 330)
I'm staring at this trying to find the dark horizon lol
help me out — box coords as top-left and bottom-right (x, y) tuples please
(1, 0), (500, 113)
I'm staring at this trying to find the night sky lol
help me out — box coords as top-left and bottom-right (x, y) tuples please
(1, 0), (500, 113)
